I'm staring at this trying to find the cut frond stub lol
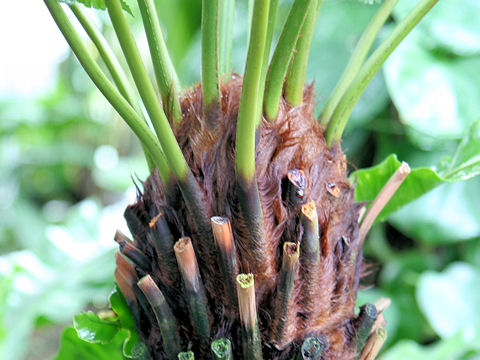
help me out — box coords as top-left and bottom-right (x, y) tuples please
(236, 273), (263, 360)
(358, 162), (410, 246)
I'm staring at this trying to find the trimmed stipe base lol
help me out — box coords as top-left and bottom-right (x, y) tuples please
(115, 76), (374, 359)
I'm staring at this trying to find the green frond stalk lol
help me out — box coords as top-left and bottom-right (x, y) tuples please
(254, 0), (280, 127)
(69, 2), (156, 172)
(202, 0), (222, 128)
(325, 0), (439, 145)
(320, 0), (399, 127)
(69, 3), (136, 105)
(44, 0), (169, 179)
(235, 0), (270, 272)
(264, 0), (313, 121)
(137, 0), (182, 128)
(105, 0), (188, 180)
(284, 0), (323, 106)
(219, 0), (235, 76)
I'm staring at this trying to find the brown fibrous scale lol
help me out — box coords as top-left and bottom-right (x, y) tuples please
(115, 76), (367, 359)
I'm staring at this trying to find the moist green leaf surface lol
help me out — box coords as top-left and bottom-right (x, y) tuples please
(74, 312), (119, 343)
(55, 287), (142, 359)
(393, 0), (480, 56)
(417, 262), (480, 338)
(55, 327), (125, 360)
(384, 34), (480, 148)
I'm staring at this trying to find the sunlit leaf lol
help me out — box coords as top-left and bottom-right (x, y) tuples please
(381, 331), (480, 360)
(384, 34), (480, 148)
(74, 312), (119, 343)
(393, 0), (480, 56)
(438, 120), (480, 181)
(390, 178), (480, 244)
(352, 154), (442, 221)
(55, 327), (125, 360)
(417, 262), (480, 338)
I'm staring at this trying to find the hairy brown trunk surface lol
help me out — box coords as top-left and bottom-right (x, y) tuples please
(119, 76), (364, 359)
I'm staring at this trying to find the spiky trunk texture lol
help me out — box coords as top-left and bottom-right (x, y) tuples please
(118, 76), (366, 359)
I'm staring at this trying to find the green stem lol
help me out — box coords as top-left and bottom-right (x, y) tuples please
(137, 0), (182, 128)
(236, 0), (270, 179)
(219, 0), (235, 76)
(44, 0), (168, 175)
(254, 0), (279, 128)
(325, 0), (439, 145)
(69, 3), (156, 172)
(202, 0), (222, 128)
(320, 0), (399, 127)
(106, 0), (188, 180)
(284, 0), (323, 106)
(264, 0), (312, 121)
(69, 3), (135, 104)
(235, 0), (270, 269)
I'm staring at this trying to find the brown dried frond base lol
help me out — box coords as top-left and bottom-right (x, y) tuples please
(119, 75), (365, 359)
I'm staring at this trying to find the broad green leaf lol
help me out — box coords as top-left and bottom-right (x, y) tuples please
(352, 120), (480, 221)
(60, 0), (133, 15)
(438, 120), (480, 181)
(352, 154), (442, 221)
(55, 327), (125, 360)
(74, 312), (119, 343)
(393, 0), (480, 56)
(417, 262), (480, 339)
(55, 288), (146, 359)
(381, 331), (480, 360)
(384, 34), (480, 148)
(109, 287), (141, 358)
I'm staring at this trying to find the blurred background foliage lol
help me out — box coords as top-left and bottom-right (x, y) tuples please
(1, 0), (479, 359)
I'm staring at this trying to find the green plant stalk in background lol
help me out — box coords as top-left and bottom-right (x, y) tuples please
(219, 0), (235, 76)
(325, 0), (439, 145)
(319, 0), (399, 127)
(44, 0), (170, 180)
(105, 0), (188, 180)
